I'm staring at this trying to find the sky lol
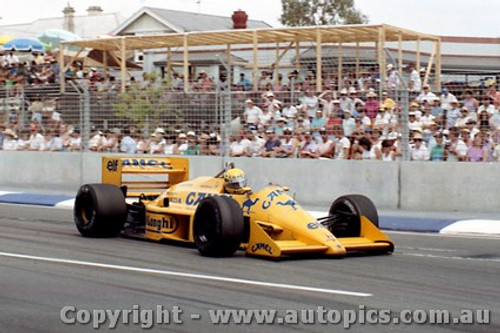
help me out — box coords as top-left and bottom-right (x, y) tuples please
(0, 0), (498, 37)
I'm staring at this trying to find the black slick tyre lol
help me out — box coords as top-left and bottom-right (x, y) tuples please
(193, 196), (244, 257)
(74, 184), (127, 237)
(328, 194), (378, 238)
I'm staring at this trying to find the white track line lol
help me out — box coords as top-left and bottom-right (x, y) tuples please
(0, 251), (372, 297)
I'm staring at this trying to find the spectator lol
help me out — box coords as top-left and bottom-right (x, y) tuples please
(65, 128), (82, 152)
(380, 139), (396, 161)
(274, 128), (298, 158)
(408, 112), (422, 131)
(318, 90), (335, 117)
(281, 99), (298, 119)
(430, 97), (444, 117)
(301, 90), (319, 119)
(445, 127), (467, 162)
(295, 116), (311, 131)
(261, 91), (282, 114)
(338, 89), (353, 112)
(236, 73), (251, 91)
(44, 129), (63, 151)
(243, 99), (263, 126)
(386, 64), (399, 89)
(487, 84), (500, 105)
(274, 117), (287, 135)
(410, 132), (430, 161)
(27, 124), (45, 151)
(380, 91), (396, 111)
(420, 105), (436, 129)
(462, 89), (479, 113)
(258, 71), (272, 91)
(120, 127), (137, 154)
(440, 88), (456, 111)
(467, 133), (489, 162)
(406, 62), (421, 92)
(2, 128), (18, 151)
(244, 129), (265, 157)
(333, 125), (351, 160)
(342, 109), (356, 136)
(446, 99), (461, 129)
(229, 132), (250, 157)
(299, 131), (320, 158)
(183, 132), (200, 155)
(88, 127), (104, 151)
(349, 89), (365, 111)
(365, 91), (379, 120)
(311, 110), (326, 136)
(317, 128), (335, 159)
(260, 129), (281, 157)
(430, 132), (446, 161)
(416, 84), (436, 104)
(149, 132), (166, 154)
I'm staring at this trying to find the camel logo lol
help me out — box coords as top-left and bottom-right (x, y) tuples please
(242, 198), (260, 214)
(276, 199), (297, 210)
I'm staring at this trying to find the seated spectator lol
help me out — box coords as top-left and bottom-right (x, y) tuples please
(467, 133), (489, 162)
(274, 128), (298, 158)
(28, 124), (45, 151)
(416, 84), (436, 104)
(2, 128), (18, 151)
(318, 90), (335, 117)
(88, 128), (104, 151)
(380, 139), (396, 161)
(236, 73), (251, 91)
(44, 129), (63, 151)
(365, 91), (379, 119)
(120, 127), (137, 154)
(430, 132), (445, 161)
(445, 127), (467, 162)
(243, 99), (263, 126)
(260, 129), (281, 157)
(229, 132), (250, 157)
(173, 133), (188, 155)
(183, 132), (200, 155)
(333, 125), (351, 160)
(149, 132), (166, 154)
(462, 89), (479, 113)
(299, 131), (320, 158)
(244, 129), (265, 157)
(410, 132), (430, 161)
(317, 128), (335, 159)
(66, 128), (82, 152)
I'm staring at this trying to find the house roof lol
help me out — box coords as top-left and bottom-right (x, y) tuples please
(113, 7), (271, 36)
(153, 51), (247, 66)
(0, 13), (125, 40)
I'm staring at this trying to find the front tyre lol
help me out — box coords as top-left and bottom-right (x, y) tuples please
(74, 184), (127, 237)
(193, 196), (244, 257)
(328, 194), (378, 238)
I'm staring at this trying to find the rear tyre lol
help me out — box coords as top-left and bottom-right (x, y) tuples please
(193, 196), (244, 257)
(74, 184), (127, 237)
(328, 195), (378, 238)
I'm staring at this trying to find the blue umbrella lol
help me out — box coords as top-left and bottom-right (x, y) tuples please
(38, 29), (81, 49)
(2, 38), (45, 52)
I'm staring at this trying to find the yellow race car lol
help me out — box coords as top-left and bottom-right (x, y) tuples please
(74, 157), (394, 258)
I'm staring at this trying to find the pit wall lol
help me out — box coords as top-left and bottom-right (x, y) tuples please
(0, 152), (498, 213)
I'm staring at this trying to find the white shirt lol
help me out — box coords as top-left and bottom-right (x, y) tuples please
(440, 93), (457, 111)
(410, 143), (430, 161)
(3, 138), (18, 151)
(120, 136), (137, 154)
(282, 106), (298, 119)
(230, 139), (250, 155)
(335, 137), (351, 159)
(342, 117), (356, 136)
(244, 106), (263, 124)
(28, 133), (45, 150)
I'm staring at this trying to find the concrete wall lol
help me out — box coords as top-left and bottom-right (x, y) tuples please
(1, 152), (499, 212)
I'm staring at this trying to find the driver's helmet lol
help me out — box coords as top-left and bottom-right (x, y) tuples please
(224, 168), (247, 194)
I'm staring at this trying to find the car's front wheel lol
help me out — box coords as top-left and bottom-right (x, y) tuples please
(74, 184), (127, 237)
(193, 196), (244, 257)
(328, 194), (378, 238)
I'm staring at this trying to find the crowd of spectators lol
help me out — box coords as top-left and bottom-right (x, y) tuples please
(1, 56), (500, 162)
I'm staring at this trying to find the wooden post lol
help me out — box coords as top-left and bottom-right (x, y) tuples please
(378, 27), (386, 91)
(355, 41), (360, 80)
(252, 30), (258, 91)
(337, 40), (343, 92)
(167, 47), (172, 80)
(416, 37), (421, 75)
(398, 33), (403, 74)
(295, 37), (300, 73)
(120, 37), (126, 93)
(435, 38), (442, 92)
(275, 40), (280, 88)
(423, 43), (436, 87)
(59, 45), (65, 93)
(183, 34), (189, 92)
(316, 28), (322, 91)
(226, 44), (231, 86)
(103, 50), (108, 78)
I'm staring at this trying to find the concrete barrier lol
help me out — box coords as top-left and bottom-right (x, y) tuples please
(1, 152), (499, 212)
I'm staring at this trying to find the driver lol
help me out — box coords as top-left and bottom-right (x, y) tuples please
(224, 168), (247, 194)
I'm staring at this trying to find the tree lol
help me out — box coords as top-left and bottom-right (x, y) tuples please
(280, 0), (368, 27)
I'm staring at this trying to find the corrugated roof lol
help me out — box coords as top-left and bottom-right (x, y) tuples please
(113, 7), (271, 35)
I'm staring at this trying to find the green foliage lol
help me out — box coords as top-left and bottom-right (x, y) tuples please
(280, 0), (368, 27)
(112, 79), (184, 131)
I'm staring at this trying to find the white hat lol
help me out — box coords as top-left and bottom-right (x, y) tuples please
(266, 92), (274, 97)
(340, 88), (348, 95)
(343, 109), (351, 114)
(245, 99), (253, 104)
(187, 131), (196, 136)
(154, 127), (165, 134)
(387, 64), (394, 70)
(178, 133), (187, 138)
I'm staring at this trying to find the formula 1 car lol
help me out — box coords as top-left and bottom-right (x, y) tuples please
(73, 157), (394, 258)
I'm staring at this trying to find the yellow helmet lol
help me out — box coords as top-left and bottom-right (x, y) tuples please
(224, 168), (247, 194)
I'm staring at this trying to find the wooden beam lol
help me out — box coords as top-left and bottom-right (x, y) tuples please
(337, 40), (343, 92)
(183, 34), (189, 92)
(423, 42), (436, 87)
(316, 28), (322, 91)
(167, 47), (172, 80)
(59, 47), (65, 93)
(416, 37), (421, 74)
(398, 32), (403, 74)
(275, 40), (280, 88)
(435, 38), (442, 91)
(120, 37), (126, 93)
(378, 26), (386, 91)
(295, 37), (300, 72)
(252, 30), (258, 91)
(355, 41), (360, 80)
(103, 50), (108, 77)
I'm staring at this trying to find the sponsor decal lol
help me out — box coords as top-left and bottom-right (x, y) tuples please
(307, 222), (322, 229)
(261, 189), (285, 210)
(168, 197), (182, 204)
(276, 199), (298, 210)
(122, 158), (172, 169)
(251, 242), (273, 255)
(106, 160), (119, 172)
(146, 215), (179, 234)
(242, 198), (259, 214)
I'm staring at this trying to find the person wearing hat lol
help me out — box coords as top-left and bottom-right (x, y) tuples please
(173, 133), (188, 155)
(406, 62), (422, 92)
(429, 131), (446, 161)
(349, 89), (365, 111)
(299, 131), (320, 159)
(416, 84), (437, 104)
(311, 110), (326, 136)
(373, 106), (391, 135)
(120, 126), (137, 154)
(445, 127), (467, 162)
(420, 105), (436, 129)
(149, 131), (166, 154)
(440, 88), (456, 111)
(2, 128), (19, 151)
(274, 117), (288, 135)
(236, 72), (252, 91)
(342, 109), (356, 137)
(386, 64), (399, 89)
(365, 90), (380, 120)
(446, 99), (461, 129)
(410, 131), (430, 161)
(261, 90), (283, 114)
(281, 98), (298, 120)
(317, 90), (336, 117)
(380, 91), (396, 111)
(456, 107), (472, 128)
(243, 99), (263, 126)
(408, 111), (422, 132)
(301, 89), (319, 119)
(338, 89), (353, 113)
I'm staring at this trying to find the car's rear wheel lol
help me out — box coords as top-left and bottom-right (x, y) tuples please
(193, 196), (244, 257)
(328, 195), (378, 238)
(74, 184), (127, 237)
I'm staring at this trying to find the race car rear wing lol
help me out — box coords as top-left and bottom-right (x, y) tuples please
(101, 156), (189, 197)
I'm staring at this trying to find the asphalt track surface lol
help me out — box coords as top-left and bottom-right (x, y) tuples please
(0, 204), (498, 333)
